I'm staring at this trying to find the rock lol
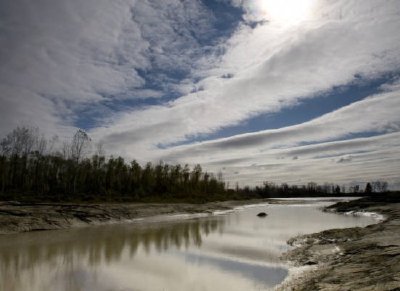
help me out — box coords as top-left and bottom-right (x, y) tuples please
(257, 212), (267, 217)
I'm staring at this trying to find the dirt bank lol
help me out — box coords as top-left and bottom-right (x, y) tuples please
(278, 195), (400, 291)
(0, 199), (269, 234)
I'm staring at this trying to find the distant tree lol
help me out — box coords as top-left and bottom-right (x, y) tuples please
(365, 182), (372, 194)
(349, 185), (360, 193)
(70, 129), (91, 162)
(307, 182), (317, 192)
(281, 183), (289, 194)
(381, 181), (388, 192)
(0, 126), (39, 156)
(95, 141), (106, 156)
(322, 183), (332, 194)
(371, 180), (389, 193)
(3, 125), (394, 203)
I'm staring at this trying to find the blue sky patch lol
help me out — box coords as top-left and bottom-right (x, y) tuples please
(159, 73), (399, 148)
(74, 0), (245, 131)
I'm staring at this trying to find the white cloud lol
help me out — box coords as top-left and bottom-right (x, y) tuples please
(1, 0), (399, 187)
(150, 88), (400, 187)
(0, 0), (214, 136)
(91, 0), (400, 152)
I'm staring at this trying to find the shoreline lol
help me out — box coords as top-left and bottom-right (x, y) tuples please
(0, 197), (355, 235)
(0, 199), (271, 235)
(276, 195), (400, 290)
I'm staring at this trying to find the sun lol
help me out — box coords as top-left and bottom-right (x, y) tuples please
(258, 0), (315, 25)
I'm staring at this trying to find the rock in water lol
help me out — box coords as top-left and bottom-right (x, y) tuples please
(257, 212), (267, 217)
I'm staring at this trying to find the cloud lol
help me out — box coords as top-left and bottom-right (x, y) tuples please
(0, 0), (219, 136)
(144, 88), (400, 161)
(91, 0), (400, 152)
(337, 157), (352, 164)
(153, 89), (400, 187)
(1, 0), (399, 187)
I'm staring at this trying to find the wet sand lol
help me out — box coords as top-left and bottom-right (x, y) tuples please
(278, 195), (400, 291)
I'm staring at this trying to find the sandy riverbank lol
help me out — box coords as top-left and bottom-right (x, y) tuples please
(0, 199), (272, 235)
(277, 195), (400, 291)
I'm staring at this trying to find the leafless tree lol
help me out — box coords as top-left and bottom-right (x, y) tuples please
(0, 126), (40, 156)
(381, 181), (388, 192)
(94, 141), (106, 156)
(349, 185), (360, 193)
(70, 129), (91, 162)
(371, 180), (389, 192)
(47, 135), (59, 154)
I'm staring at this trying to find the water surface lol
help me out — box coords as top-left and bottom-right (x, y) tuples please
(0, 200), (378, 291)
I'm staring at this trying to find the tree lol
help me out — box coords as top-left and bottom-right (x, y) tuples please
(365, 182), (372, 194)
(381, 181), (388, 192)
(307, 182), (317, 192)
(70, 129), (91, 162)
(0, 126), (39, 156)
(95, 141), (106, 156)
(371, 180), (389, 193)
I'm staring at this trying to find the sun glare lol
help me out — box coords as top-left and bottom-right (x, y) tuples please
(258, 0), (315, 25)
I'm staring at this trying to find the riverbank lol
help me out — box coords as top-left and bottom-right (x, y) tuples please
(2, 196), (397, 289)
(0, 199), (272, 234)
(278, 194), (400, 291)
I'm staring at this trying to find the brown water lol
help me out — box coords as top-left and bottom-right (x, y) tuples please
(0, 200), (378, 291)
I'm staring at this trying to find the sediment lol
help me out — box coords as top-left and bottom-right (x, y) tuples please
(278, 195), (400, 291)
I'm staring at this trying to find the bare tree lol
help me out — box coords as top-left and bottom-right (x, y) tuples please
(35, 133), (48, 155)
(0, 126), (39, 156)
(70, 129), (91, 162)
(381, 181), (388, 192)
(349, 185), (360, 193)
(307, 182), (317, 192)
(95, 141), (106, 156)
(62, 141), (71, 159)
(47, 135), (59, 155)
(322, 183), (332, 194)
(371, 180), (389, 193)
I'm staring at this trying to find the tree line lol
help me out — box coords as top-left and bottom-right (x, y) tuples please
(235, 180), (389, 198)
(0, 127), (226, 202)
(0, 126), (391, 203)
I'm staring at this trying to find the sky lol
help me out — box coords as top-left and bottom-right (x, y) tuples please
(1, 0), (400, 189)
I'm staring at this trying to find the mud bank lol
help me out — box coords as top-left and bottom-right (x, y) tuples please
(278, 195), (400, 291)
(0, 199), (269, 235)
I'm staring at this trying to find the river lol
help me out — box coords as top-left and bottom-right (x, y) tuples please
(0, 199), (379, 291)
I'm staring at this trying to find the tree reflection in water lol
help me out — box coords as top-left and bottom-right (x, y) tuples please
(0, 216), (225, 283)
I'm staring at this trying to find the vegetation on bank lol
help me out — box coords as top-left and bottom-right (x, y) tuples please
(0, 126), (393, 203)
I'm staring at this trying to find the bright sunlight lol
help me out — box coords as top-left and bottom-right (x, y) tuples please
(259, 0), (315, 25)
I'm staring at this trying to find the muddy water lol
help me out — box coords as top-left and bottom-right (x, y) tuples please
(0, 200), (378, 291)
